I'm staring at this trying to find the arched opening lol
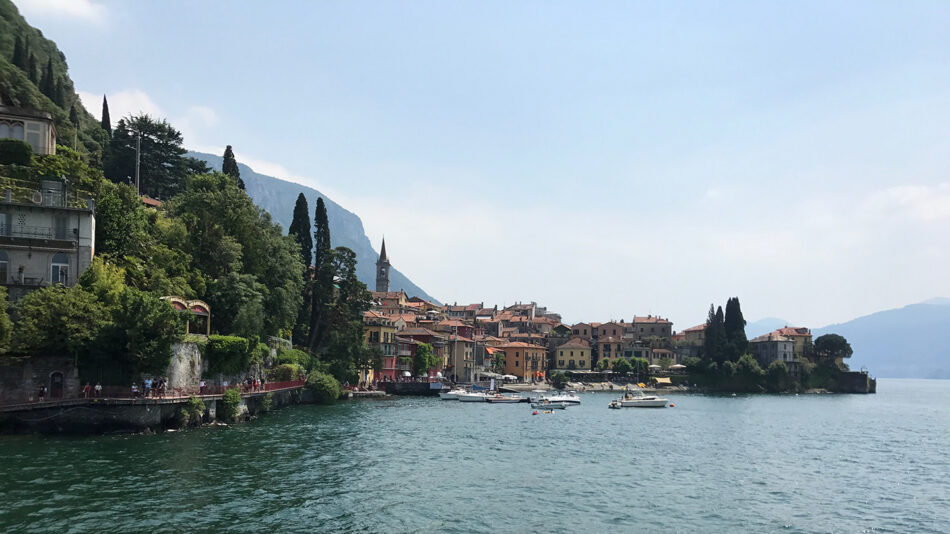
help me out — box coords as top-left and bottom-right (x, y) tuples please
(49, 371), (64, 398)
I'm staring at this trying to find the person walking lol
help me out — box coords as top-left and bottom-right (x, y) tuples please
(82, 382), (91, 399)
(94, 382), (102, 397)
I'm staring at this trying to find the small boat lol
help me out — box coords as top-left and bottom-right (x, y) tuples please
(616, 389), (669, 408)
(458, 391), (491, 402)
(534, 390), (581, 405)
(485, 394), (527, 404)
(608, 399), (622, 409)
(439, 388), (467, 400)
(530, 400), (567, 410)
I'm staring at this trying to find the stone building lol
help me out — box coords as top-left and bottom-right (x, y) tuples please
(0, 105), (57, 155)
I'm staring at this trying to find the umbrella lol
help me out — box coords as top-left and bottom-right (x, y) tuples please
(671, 364), (686, 369)
(417, 373), (428, 378)
(502, 374), (518, 380)
(648, 364), (661, 369)
(436, 372), (444, 378)
(402, 371), (411, 377)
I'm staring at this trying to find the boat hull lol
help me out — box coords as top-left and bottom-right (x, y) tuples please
(619, 398), (668, 408)
(458, 394), (488, 402)
(530, 402), (567, 409)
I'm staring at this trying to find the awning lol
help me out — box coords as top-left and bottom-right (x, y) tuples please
(671, 364), (686, 369)
(653, 377), (672, 384)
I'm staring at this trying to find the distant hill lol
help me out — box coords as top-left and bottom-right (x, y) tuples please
(745, 317), (791, 339)
(813, 301), (950, 379)
(189, 152), (439, 304)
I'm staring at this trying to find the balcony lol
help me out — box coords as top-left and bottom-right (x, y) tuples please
(0, 224), (77, 247)
(398, 350), (411, 357)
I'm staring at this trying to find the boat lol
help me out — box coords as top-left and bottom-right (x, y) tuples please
(534, 390), (581, 405)
(439, 388), (467, 400)
(616, 389), (669, 408)
(530, 400), (567, 410)
(485, 394), (527, 404)
(458, 391), (491, 402)
(608, 399), (622, 409)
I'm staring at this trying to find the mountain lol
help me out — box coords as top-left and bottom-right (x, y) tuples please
(745, 317), (791, 339)
(813, 301), (950, 379)
(188, 152), (439, 304)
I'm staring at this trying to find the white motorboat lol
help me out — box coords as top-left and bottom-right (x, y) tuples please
(458, 391), (491, 402)
(617, 390), (668, 408)
(439, 388), (467, 400)
(535, 390), (581, 405)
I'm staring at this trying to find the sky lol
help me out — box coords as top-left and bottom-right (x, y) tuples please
(12, 0), (950, 328)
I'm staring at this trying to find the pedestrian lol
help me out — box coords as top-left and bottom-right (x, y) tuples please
(82, 382), (91, 399)
(37, 386), (45, 402)
(131, 383), (139, 398)
(144, 377), (152, 398)
(199, 379), (206, 395)
(94, 382), (102, 397)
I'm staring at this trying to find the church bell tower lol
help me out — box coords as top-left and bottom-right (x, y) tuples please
(376, 238), (390, 293)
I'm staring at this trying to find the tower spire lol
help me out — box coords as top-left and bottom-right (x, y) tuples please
(376, 236), (391, 293)
(380, 237), (387, 262)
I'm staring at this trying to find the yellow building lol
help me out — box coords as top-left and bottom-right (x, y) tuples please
(499, 341), (547, 382)
(362, 311), (398, 384)
(555, 338), (591, 370)
(596, 336), (624, 369)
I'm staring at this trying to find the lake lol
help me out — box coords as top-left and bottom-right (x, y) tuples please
(0, 378), (947, 533)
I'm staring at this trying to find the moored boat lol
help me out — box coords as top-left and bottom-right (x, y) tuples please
(534, 390), (581, 405)
(458, 391), (491, 402)
(530, 400), (567, 409)
(485, 394), (527, 403)
(439, 388), (467, 400)
(615, 389), (668, 408)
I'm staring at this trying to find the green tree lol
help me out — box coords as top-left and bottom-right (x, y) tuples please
(106, 115), (191, 199)
(596, 358), (610, 371)
(0, 287), (13, 354)
(492, 352), (506, 374)
(288, 193), (313, 268)
(27, 53), (38, 83)
(13, 286), (108, 356)
(221, 145), (245, 190)
(206, 272), (266, 339)
(813, 334), (853, 367)
(307, 197), (332, 352)
(101, 94), (111, 136)
(766, 360), (791, 392)
(549, 370), (569, 390)
(631, 357), (650, 376)
(306, 371), (342, 404)
(412, 342), (440, 377)
(97, 288), (186, 375)
(612, 357), (633, 375)
(703, 304), (728, 364)
(723, 297), (748, 361)
(94, 182), (149, 260)
(39, 57), (55, 98)
(659, 357), (673, 369)
(11, 35), (25, 70)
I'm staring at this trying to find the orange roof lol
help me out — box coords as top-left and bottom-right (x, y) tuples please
(559, 338), (591, 349)
(498, 341), (547, 349)
(633, 315), (672, 324)
(771, 327), (811, 337)
(683, 324), (707, 332)
(141, 195), (163, 207)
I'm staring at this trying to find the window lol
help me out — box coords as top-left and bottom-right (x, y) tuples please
(558, 360), (564, 366)
(11, 122), (24, 140)
(51, 252), (69, 285)
(559, 351), (563, 357)
(0, 250), (7, 283)
(570, 351), (574, 357)
(515, 360), (519, 367)
(580, 360), (586, 367)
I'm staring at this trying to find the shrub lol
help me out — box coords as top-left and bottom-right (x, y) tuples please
(179, 395), (206, 426)
(269, 363), (304, 382)
(260, 392), (274, 413)
(275, 347), (312, 369)
(218, 387), (242, 422)
(306, 371), (341, 404)
(0, 139), (32, 165)
(549, 370), (568, 390)
(205, 335), (250, 375)
(249, 342), (269, 366)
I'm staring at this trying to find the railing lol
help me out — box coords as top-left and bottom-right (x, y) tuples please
(0, 224), (60, 239)
(5, 380), (308, 405)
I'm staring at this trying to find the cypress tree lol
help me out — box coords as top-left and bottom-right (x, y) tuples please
(101, 95), (111, 136)
(307, 197), (332, 352)
(40, 58), (55, 98)
(222, 145), (245, 190)
(288, 193), (313, 268)
(12, 36), (24, 69)
(703, 303), (728, 364)
(723, 297), (748, 361)
(54, 79), (67, 108)
(28, 54), (38, 83)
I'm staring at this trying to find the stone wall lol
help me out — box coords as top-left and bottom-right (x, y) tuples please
(0, 356), (79, 403)
(165, 342), (205, 389)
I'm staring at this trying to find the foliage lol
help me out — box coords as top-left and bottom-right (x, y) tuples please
(658, 357), (672, 370)
(596, 359), (610, 371)
(97, 287), (186, 375)
(0, 139), (32, 165)
(630, 357), (650, 375)
(260, 392), (274, 413)
(218, 387), (243, 422)
(101, 95), (111, 136)
(179, 395), (205, 426)
(270, 363), (304, 381)
(611, 357), (633, 375)
(723, 297), (748, 361)
(412, 342), (440, 377)
(813, 334), (853, 366)
(766, 360), (792, 392)
(221, 145), (244, 189)
(703, 304), (728, 363)
(492, 352), (506, 374)
(13, 285), (108, 356)
(275, 347), (313, 369)
(0, 287), (12, 353)
(204, 335), (251, 375)
(315, 247), (371, 383)
(93, 182), (148, 260)
(549, 370), (569, 390)
(306, 371), (342, 404)
(307, 197), (332, 351)
(31, 145), (104, 191)
(288, 193), (313, 268)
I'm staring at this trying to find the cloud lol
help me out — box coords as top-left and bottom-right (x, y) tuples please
(13, 0), (106, 24)
(862, 183), (950, 222)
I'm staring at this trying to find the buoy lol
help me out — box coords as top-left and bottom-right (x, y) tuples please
(669, 403), (675, 407)
(532, 410), (539, 415)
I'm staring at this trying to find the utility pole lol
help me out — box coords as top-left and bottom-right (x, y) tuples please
(134, 130), (141, 195)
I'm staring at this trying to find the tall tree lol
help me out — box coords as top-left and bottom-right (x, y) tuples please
(105, 115), (189, 199)
(288, 193), (313, 268)
(723, 297), (748, 361)
(11, 35), (24, 70)
(27, 53), (38, 83)
(703, 303), (728, 364)
(222, 145), (245, 190)
(69, 105), (80, 127)
(101, 95), (112, 136)
(39, 57), (55, 98)
(307, 197), (332, 352)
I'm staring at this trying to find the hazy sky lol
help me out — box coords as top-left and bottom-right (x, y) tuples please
(14, 0), (950, 328)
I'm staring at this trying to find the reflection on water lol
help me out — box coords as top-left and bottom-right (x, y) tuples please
(1, 379), (948, 533)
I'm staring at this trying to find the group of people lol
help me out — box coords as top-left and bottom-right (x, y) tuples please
(80, 382), (103, 398)
(130, 377), (168, 399)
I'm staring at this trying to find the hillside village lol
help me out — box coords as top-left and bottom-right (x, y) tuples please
(363, 240), (816, 385)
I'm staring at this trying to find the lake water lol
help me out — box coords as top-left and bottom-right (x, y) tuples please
(1, 379), (948, 533)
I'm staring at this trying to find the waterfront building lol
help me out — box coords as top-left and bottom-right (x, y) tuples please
(498, 341), (547, 382)
(681, 324), (707, 346)
(0, 186), (95, 300)
(571, 322), (594, 339)
(595, 336), (625, 368)
(445, 333), (475, 382)
(750, 333), (797, 368)
(598, 321), (625, 338)
(0, 105), (56, 155)
(769, 326), (813, 360)
(363, 311), (397, 383)
(554, 338), (591, 370)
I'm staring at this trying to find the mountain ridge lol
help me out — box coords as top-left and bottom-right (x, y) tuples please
(188, 151), (439, 305)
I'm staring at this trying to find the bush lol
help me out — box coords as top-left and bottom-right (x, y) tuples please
(275, 347), (312, 369)
(249, 342), (269, 366)
(306, 371), (341, 404)
(269, 363), (304, 382)
(549, 370), (568, 390)
(205, 335), (250, 375)
(260, 392), (274, 413)
(218, 387), (242, 422)
(0, 139), (32, 165)
(179, 395), (206, 426)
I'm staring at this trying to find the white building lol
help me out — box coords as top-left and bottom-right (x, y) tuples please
(749, 333), (796, 367)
